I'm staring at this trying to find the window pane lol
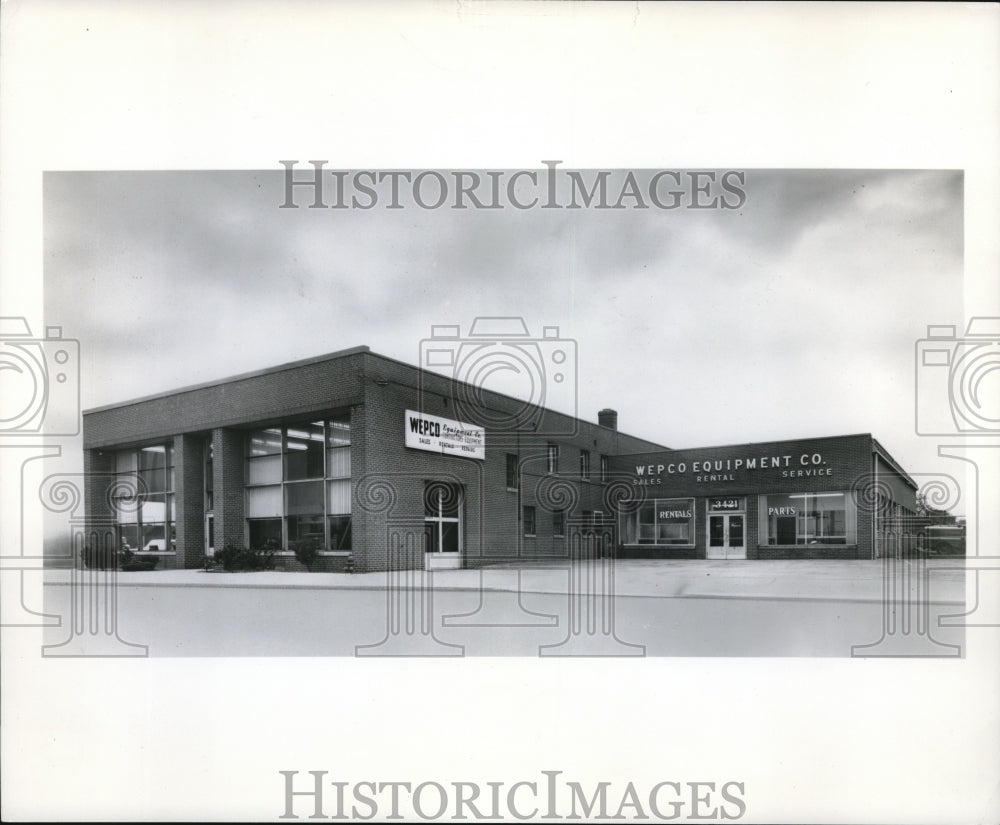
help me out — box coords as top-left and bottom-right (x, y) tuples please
(328, 515), (352, 550)
(327, 479), (351, 514)
(426, 522), (441, 554)
(659, 521), (691, 543)
(506, 454), (518, 489)
(637, 503), (655, 543)
(114, 450), (137, 474)
(248, 428), (282, 457)
(523, 506), (536, 535)
(287, 514), (324, 544)
(285, 480), (323, 515)
(553, 510), (565, 536)
(806, 493), (847, 543)
(285, 422), (325, 480)
(117, 525), (139, 552)
(247, 454), (281, 485)
(140, 494), (166, 523)
(247, 485), (282, 517)
(326, 446), (351, 478)
(248, 518), (282, 550)
(141, 523), (169, 552)
(327, 415), (351, 447)
(113, 495), (140, 524)
(656, 499), (694, 546)
(765, 494), (797, 545)
(139, 467), (167, 494)
(139, 445), (166, 471)
(440, 485), (461, 519)
(441, 521), (459, 553)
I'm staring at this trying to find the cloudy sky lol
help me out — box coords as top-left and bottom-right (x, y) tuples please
(44, 168), (963, 498)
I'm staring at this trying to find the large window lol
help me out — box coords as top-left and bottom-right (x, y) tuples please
(113, 444), (175, 554)
(245, 415), (352, 552)
(762, 492), (850, 545)
(625, 498), (695, 546)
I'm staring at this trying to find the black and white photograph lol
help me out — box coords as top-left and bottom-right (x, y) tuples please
(2, 2), (998, 823)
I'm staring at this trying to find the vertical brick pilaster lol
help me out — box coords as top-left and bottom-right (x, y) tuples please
(213, 428), (245, 551)
(84, 449), (115, 566)
(174, 433), (206, 568)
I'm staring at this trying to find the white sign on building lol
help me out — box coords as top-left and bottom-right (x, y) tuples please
(404, 410), (485, 460)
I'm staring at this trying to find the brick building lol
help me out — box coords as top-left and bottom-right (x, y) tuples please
(611, 434), (917, 560)
(82, 345), (917, 571)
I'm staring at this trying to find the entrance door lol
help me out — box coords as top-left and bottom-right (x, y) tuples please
(424, 482), (462, 570)
(707, 514), (746, 559)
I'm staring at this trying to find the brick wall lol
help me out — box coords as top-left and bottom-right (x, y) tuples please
(174, 433), (206, 569)
(213, 428), (245, 552)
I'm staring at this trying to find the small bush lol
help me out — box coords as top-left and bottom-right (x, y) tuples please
(291, 538), (321, 570)
(215, 543), (276, 572)
(82, 541), (116, 570)
(81, 542), (160, 571)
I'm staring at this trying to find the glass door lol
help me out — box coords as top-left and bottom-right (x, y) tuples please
(424, 482), (462, 569)
(707, 514), (746, 559)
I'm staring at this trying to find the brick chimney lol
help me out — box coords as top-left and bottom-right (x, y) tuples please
(598, 408), (618, 430)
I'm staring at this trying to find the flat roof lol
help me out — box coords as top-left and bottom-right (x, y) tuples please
(82, 344), (668, 447)
(83, 345), (373, 414)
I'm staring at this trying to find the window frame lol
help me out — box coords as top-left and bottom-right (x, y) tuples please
(627, 497), (696, 548)
(523, 505), (537, 537)
(546, 443), (559, 475)
(506, 453), (519, 491)
(244, 415), (353, 554)
(113, 443), (176, 555)
(762, 491), (851, 546)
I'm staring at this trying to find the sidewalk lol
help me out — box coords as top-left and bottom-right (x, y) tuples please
(44, 558), (967, 604)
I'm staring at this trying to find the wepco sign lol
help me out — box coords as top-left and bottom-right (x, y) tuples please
(405, 410), (485, 460)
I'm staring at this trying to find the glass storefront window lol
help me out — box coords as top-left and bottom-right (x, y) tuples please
(285, 422), (324, 480)
(245, 417), (353, 551)
(248, 428), (282, 456)
(285, 480), (323, 514)
(328, 516), (352, 550)
(113, 444), (174, 553)
(248, 518), (282, 550)
(327, 415), (351, 447)
(629, 498), (694, 546)
(764, 492), (848, 545)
